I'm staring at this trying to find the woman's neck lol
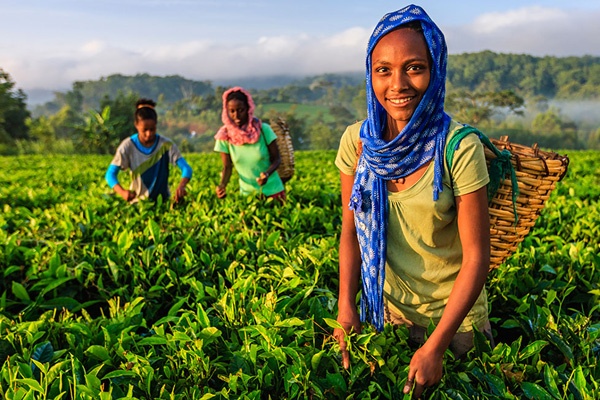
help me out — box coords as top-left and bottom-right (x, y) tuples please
(383, 116), (406, 142)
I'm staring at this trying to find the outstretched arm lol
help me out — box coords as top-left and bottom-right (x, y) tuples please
(216, 152), (233, 198)
(333, 172), (363, 369)
(405, 186), (490, 397)
(105, 164), (135, 202)
(174, 158), (192, 202)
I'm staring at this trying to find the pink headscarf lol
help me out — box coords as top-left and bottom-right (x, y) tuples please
(214, 86), (262, 145)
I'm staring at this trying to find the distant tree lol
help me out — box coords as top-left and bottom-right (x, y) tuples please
(351, 87), (367, 120)
(27, 105), (80, 143)
(531, 107), (580, 148)
(446, 89), (524, 126)
(588, 127), (600, 150)
(0, 69), (30, 144)
(527, 95), (550, 114)
(99, 91), (139, 139)
(77, 105), (127, 154)
(265, 108), (308, 150)
(308, 122), (337, 150)
(329, 105), (356, 134)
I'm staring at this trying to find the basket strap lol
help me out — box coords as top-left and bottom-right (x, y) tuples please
(446, 125), (520, 224)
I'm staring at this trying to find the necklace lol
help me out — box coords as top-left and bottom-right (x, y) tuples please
(390, 177), (405, 184)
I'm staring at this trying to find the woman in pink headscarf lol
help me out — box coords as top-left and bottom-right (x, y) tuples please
(214, 87), (285, 201)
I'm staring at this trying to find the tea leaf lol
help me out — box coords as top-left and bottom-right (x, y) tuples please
(137, 337), (168, 346)
(11, 281), (30, 302)
(32, 341), (54, 363)
(103, 370), (138, 380)
(519, 340), (548, 361)
(542, 365), (561, 399)
(15, 378), (44, 393)
(40, 277), (75, 296)
(84, 345), (110, 362)
(323, 318), (343, 330)
(311, 350), (324, 370)
(521, 382), (553, 399)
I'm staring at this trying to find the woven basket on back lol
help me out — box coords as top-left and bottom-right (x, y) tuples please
(271, 117), (295, 183)
(483, 136), (569, 269)
(356, 131), (570, 270)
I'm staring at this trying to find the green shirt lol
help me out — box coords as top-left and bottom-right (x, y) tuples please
(335, 120), (490, 332)
(214, 122), (284, 197)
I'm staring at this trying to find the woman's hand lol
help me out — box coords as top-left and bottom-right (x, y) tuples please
(216, 184), (227, 199)
(174, 178), (190, 203)
(174, 185), (187, 203)
(333, 307), (361, 369)
(256, 171), (269, 186)
(114, 184), (136, 202)
(122, 190), (136, 202)
(404, 343), (444, 398)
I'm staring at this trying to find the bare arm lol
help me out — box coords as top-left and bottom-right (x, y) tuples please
(113, 184), (136, 202)
(216, 152), (233, 198)
(333, 171), (363, 369)
(406, 185), (490, 396)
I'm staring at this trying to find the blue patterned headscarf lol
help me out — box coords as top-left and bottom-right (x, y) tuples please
(349, 4), (451, 331)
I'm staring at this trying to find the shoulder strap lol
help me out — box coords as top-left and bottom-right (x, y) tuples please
(446, 125), (483, 171)
(446, 125), (520, 222)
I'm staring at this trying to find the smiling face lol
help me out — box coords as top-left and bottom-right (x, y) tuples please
(135, 118), (157, 147)
(226, 98), (249, 128)
(371, 27), (431, 137)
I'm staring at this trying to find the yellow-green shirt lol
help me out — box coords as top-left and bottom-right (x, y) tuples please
(335, 120), (490, 332)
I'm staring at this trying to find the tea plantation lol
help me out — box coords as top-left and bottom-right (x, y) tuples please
(0, 151), (598, 399)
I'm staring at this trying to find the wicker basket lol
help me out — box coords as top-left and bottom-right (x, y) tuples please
(357, 131), (570, 270)
(485, 136), (569, 269)
(271, 117), (295, 183)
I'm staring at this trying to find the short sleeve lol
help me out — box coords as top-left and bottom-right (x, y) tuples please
(335, 121), (362, 176)
(168, 141), (183, 165)
(450, 133), (490, 197)
(214, 139), (230, 154)
(110, 139), (131, 170)
(261, 123), (277, 144)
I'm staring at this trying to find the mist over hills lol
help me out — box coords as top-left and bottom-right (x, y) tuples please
(22, 51), (600, 109)
(24, 73), (365, 108)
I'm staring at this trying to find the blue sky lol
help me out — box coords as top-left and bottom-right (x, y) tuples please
(1, 0), (599, 93)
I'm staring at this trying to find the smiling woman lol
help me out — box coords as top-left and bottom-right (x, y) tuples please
(213, 87), (286, 202)
(333, 4), (494, 398)
(371, 22), (431, 137)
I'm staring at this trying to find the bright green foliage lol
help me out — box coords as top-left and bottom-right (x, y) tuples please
(0, 151), (598, 399)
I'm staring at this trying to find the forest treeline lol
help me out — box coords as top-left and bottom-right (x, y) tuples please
(1, 51), (599, 155)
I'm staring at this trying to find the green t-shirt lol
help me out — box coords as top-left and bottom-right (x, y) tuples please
(335, 120), (490, 332)
(214, 122), (285, 197)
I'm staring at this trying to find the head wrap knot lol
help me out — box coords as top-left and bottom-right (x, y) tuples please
(214, 86), (262, 145)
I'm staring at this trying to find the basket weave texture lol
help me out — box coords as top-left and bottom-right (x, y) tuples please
(356, 133), (570, 270)
(271, 117), (295, 183)
(485, 136), (569, 269)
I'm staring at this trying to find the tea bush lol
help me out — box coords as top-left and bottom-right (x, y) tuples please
(0, 151), (598, 399)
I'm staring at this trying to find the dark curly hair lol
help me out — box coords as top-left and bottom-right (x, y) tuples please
(134, 98), (157, 122)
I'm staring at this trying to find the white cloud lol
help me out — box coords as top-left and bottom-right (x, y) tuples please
(471, 6), (565, 34)
(5, 6), (599, 93)
(324, 27), (370, 48)
(81, 40), (109, 56)
(8, 29), (369, 91)
(445, 7), (600, 57)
